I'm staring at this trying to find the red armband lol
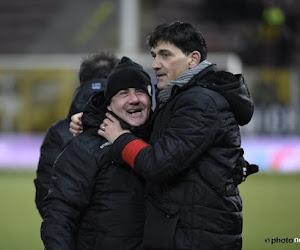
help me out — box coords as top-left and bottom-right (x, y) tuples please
(122, 139), (150, 168)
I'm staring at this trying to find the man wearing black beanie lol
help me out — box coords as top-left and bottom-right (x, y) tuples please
(41, 57), (153, 250)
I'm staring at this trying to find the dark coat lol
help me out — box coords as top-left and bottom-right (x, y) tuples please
(41, 91), (151, 250)
(111, 65), (254, 250)
(34, 79), (106, 217)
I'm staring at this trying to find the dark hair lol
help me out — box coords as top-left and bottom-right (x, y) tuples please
(147, 21), (207, 61)
(79, 51), (119, 83)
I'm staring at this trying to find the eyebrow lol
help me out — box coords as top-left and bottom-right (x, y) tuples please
(151, 49), (171, 56)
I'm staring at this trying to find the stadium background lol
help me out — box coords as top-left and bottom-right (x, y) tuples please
(0, 0), (299, 249)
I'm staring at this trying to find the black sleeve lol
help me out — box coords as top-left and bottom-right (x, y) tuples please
(34, 126), (65, 218)
(112, 90), (219, 183)
(41, 138), (98, 250)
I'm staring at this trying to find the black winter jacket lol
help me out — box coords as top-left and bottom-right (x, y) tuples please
(110, 65), (254, 249)
(34, 79), (106, 217)
(41, 91), (151, 250)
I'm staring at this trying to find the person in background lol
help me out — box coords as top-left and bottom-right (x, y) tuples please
(98, 21), (258, 250)
(34, 51), (119, 218)
(41, 57), (153, 250)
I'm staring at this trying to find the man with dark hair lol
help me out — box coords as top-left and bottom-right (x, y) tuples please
(34, 51), (119, 218)
(99, 22), (258, 250)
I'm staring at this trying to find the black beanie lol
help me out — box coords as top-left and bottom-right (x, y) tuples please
(104, 56), (152, 102)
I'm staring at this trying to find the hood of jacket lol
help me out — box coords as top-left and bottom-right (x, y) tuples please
(67, 78), (107, 117)
(187, 70), (254, 126)
(82, 91), (153, 141)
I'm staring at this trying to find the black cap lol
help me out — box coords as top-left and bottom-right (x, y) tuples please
(104, 57), (152, 103)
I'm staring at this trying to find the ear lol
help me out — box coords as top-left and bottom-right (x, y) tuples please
(188, 51), (201, 69)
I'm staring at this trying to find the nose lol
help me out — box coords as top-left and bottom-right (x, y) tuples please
(128, 92), (139, 103)
(152, 57), (161, 70)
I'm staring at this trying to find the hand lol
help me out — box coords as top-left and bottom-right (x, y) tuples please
(98, 113), (130, 143)
(69, 112), (83, 136)
(233, 156), (259, 185)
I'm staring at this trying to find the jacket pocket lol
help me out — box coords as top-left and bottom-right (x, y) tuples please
(143, 199), (180, 249)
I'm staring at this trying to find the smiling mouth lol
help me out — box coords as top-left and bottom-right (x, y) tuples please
(127, 109), (142, 115)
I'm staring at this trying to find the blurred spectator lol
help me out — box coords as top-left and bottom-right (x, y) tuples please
(34, 51), (119, 217)
(257, 0), (290, 65)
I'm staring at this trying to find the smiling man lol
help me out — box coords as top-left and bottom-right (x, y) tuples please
(41, 57), (153, 250)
